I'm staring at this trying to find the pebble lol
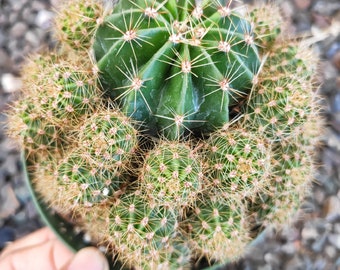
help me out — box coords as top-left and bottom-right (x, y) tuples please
(333, 51), (340, 70)
(0, 49), (13, 72)
(25, 30), (41, 48)
(10, 22), (28, 38)
(0, 227), (15, 249)
(294, 0), (312, 10)
(301, 226), (319, 241)
(323, 196), (340, 219)
(325, 245), (338, 259)
(313, 1), (340, 16)
(1, 73), (22, 93)
(35, 10), (54, 30)
(328, 234), (340, 249)
(0, 184), (20, 220)
(312, 233), (328, 252)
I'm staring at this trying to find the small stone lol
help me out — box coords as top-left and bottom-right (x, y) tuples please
(1, 73), (22, 93)
(0, 49), (13, 71)
(323, 196), (340, 220)
(301, 226), (319, 241)
(326, 42), (340, 59)
(264, 252), (280, 267)
(25, 31), (41, 48)
(35, 10), (55, 30)
(313, 187), (326, 205)
(10, 0), (26, 12)
(333, 223), (340, 234)
(284, 255), (306, 270)
(333, 50), (340, 70)
(311, 233), (327, 253)
(10, 22), (28, 38)
(0, 227), (16, 249)
(0, 184), (20, 220)
(31, 1), (48, 12)
(281, 242), (297, 255)
(294, 0), (311, 10)
(258, 265), (272, 270)
(328, 234), (340, 249)
(313, 1), (340, 16)
(325, 244), (337, 259)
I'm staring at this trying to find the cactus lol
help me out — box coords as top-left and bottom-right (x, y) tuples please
(203, 127), (271, 199)
(54, 0), (104, 50)
(77, 107), (139, 170)
(187, 194), (249, 263)
(106, 191), (183, 269)
(93, 0), (260, 139)
(139, 140), (203, 210)
(6, 0), (323, 269)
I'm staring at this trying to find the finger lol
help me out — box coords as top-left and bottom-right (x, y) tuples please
(60, 247), (109, 270)
(0, 227), (57, 259)
(0, 237), (74, 270)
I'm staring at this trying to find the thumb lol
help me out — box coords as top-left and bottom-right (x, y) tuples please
(61, 247), (109, 270)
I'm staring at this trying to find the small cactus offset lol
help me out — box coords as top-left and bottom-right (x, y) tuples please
(139, 140), (203, 210)
(6, 0), (323, 269)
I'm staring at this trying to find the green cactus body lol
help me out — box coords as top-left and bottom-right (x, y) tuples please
(244, 42), (317, 140)
(93, 0), (260, 139)
(20, 52), (100, 124)
(139, 140), (203, 210)
(249, 136), (313, 226)
(140, 239), (192, 270)
(48, 62), (100, 122)
(78, 108), (139, 170)
(7, 99), (61, 156)
(204, 128), (271, 198)
(56, 150), (125, 206)
(108, 192), (181, 268)
(55, 0), (103, 50)
(249, 4), (283, 49)
(188, 195), (249, 262)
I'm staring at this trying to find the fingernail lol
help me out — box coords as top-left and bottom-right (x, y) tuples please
(66, 247), (109, 270)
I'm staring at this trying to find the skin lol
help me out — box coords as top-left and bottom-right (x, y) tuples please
(0, 227), (109, 270)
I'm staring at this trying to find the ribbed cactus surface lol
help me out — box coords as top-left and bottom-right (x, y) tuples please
(93, 0), (260, 139)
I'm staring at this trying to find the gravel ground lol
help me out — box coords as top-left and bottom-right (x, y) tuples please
(0, 0), (340, 269)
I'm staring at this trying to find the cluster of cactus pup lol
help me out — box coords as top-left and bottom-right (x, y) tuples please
(6, 0), (322, 269)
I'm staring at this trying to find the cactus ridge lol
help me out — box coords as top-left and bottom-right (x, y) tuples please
(94, 0), (260, 139)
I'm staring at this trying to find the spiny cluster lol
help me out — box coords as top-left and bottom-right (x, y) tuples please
(139, 141), (203, 210)
(6, 0), (322, 269)
(54, 0), (104, 50)
(6, 51), (100, 157)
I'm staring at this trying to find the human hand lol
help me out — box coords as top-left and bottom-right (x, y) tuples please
(0, 227), (109, 270)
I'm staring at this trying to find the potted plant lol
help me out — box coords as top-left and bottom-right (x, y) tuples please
(6, 0), (322, 269)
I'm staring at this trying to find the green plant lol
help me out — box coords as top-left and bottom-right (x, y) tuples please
(6, 0), (322, 269)
(93, 0), (260, 139)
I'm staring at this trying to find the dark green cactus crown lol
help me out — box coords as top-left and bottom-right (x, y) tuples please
(93, 0), (260, 139)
